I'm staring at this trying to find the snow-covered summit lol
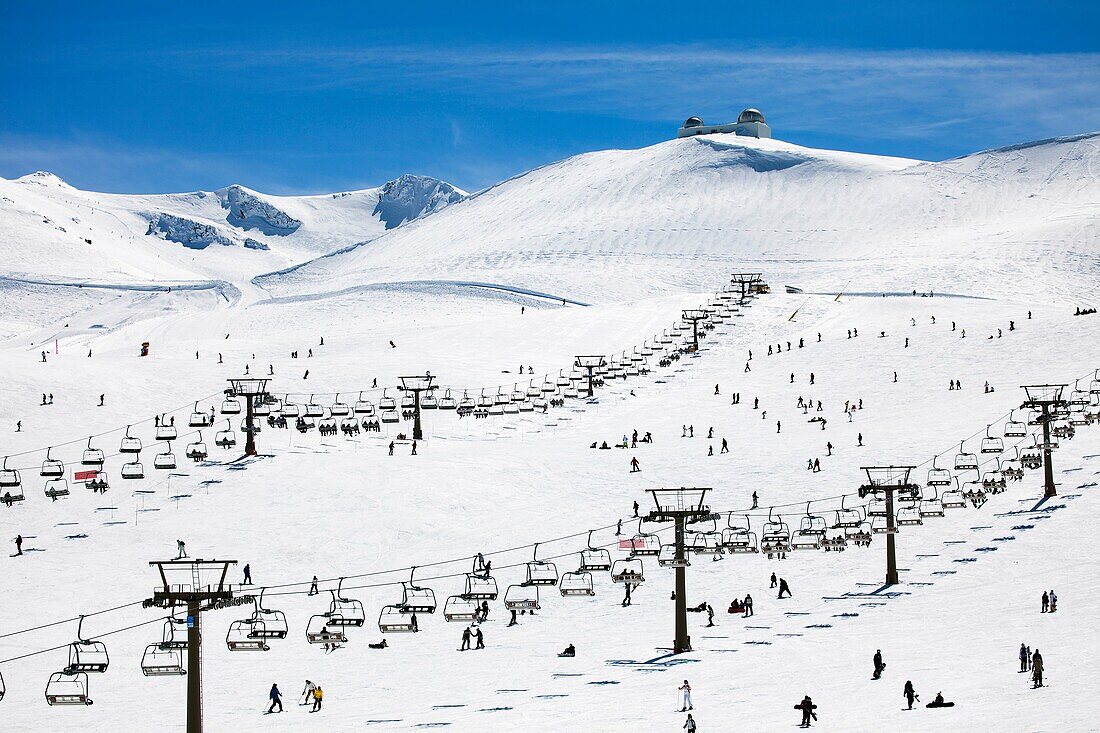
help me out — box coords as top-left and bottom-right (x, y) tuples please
(374, 174), (467, 229)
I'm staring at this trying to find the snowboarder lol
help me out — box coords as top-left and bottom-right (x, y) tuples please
(743, 593), (753, 617)
(857, 433), (863, 447)
(683, 713), (697, 732)
(706, 603), (715, 627)
(770, 572), (777, 588)
(904, 681), (919, 709)
(753, 397), (759, 410)
(267, 683), (283, 713)
(243, 564), (251, 585)
(98, 394), (105, 407)
(176, 539), (187, 559)
(826, 441), (833, 456)
(311, 685), (323, 712)
(679, 680), (693, 711)
(630, 457), (640, 473)
(460, 626), (472, 651)
(559, 644), (576, 657)
(714, 384), (720, 395)
(873, 649), (885, 680)
(752, 491), (759, 509)
(809, 372), (815, 385)
(309, 576), (319, 595)
(1041, 591), (1048, 612)
(777, 420), (781, 433)
(1019, 643), (1029, 672)
(475, 627), (485, 649)
(633, 500), (639, 517)
(795, 695), (817, 727)
(926, 691), (954, 708)
(778, 578), (791, 598)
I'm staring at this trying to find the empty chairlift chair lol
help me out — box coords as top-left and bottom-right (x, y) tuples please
(281, 399), (302, 418)
(154, 442), (176, 470)
(119, 425), (142, 454)
(420, 390), (439, 410)
(658, 542), (689, 568)
(378, 604), (419, 633)
(40, 447), (64, 478)
(559, 557), (596, 597)
(249, 590), (289, 639)
(1004, 411), (1027, 438)
(926, 456), (951, 487)
(443, 595), (478, 622)
(580, 530), (613, 571)
(525, 543), (559, 586)
(920, 487), (945, 518)
(438, 390), (457, 411)
(66, 616), (109, 674)
(832, 498), (864, 529)
(354, 392), (376, 416)
(81, 437), (105, 468)
(189, 402), (213, 428)
(45, 671), (93, 706)
(458, 392), (476, 411)
(954, 441), (978, 472)
(687, 516), (724, 554)
(121, 453), (144, 480)
(896, 505), (923, 526)
(305, 395), (325, 418)
(504, 584), (540, 611)
(627, 522), (662, 559)
(981, 425), (1004, 454)
(940, 478), (967, 509)
(226, 619), (270, 651)
(220, 392), (242, 415)
(379, 390), (397, 412)
(330, 395), (351, 416)
(720, 514), (759, 554)
(326, 579), (366, 627)
(141, 644), (185, 677)
(399, 567), (437, 614)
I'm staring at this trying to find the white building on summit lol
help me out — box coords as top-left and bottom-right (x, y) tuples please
(677, 109), (771, 139)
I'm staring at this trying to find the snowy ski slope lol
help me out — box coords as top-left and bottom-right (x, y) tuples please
(1, 130), (1099, 733)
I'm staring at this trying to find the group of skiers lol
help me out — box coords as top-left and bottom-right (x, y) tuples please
(266, 680), (323, 713)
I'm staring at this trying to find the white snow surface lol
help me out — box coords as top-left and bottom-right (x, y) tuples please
(1, 130), (1100, 733)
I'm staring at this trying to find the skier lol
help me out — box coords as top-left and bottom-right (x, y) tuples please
(809, 372), (815, 385)
(1049, 589), (1057, 612)
(1041, 591), (1048, 612)
(777, 421), (781, 434)
(633, 500), (639, 517)
(706, 603), (715, 627)
(753, 397), (759, 410)
(743, 593), (753, 617)
(475, 627), (485, 649)
(267, 683), (283, 713)
(15, 534), (23, 555)
(1032, 649), (1044, 687)
(243, 564), (252, 585)
(1019, 643), (1029, 672)
(679, 680), (693, 711)
(311, 685), (323, 712)
(778, 578), (791, 599)
(616, 519), (623, 536)
(622, 582), (633, 607)
(98, 394), (105, 407)
(683, 713), (697, 732)
(460, 626), (472, 651)
(411, 441), (417, 455)
(872, 649), (885, 680)
(388, 441), (395, 456)
(813, 458), (821, 472)
(826, 441), (833, 456)
(714, 384), (719, 395)
(300, 680), (316, 706)
(795, 695), (817, 727)
(15, 421), (20, 431)
(903, 680), (919, 709)
(720, 438), (728, 454)
(857, 433), (864, 447)
(770, 572), (777, 588)
(752, 492), (759, 509)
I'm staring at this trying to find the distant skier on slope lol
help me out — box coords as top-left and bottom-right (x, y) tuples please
(267, 683), (283, 713)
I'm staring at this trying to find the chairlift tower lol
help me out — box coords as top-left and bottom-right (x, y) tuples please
(858, 466), (919, 586)
(1021, 384), (1067, 498)
(227, 377), (269, 457)
(398, 375), (434, 441)
(574, 355), (606, 398)
(681, 310), (709, 351)
(730, 272), (763, 302)
(643, 487), (712, 654)
(145, 559), (251, 733)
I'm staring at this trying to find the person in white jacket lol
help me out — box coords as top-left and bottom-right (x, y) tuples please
(679, 680), (693, 711)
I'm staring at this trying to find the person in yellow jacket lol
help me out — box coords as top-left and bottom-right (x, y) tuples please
(311, 685), (323, 712)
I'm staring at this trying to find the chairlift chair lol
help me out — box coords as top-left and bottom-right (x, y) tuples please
(400, 567), (437, 613)
(140, 644), (185, 676)
(518, 394), (535, 411)
(330, 395), (351, 416)
(438, 390), (457, 410)
(354, 393), (376, 415)
(658, 542), (689, 568)
(155, 420), (177, 441)
(281, 400), (302, 418)
(833, 498), (864, 528)
(380, 409), (399, 424)
(525, 543), (559, 586)
(305, 614), (347, 645)
(45, 478), (70, 499)
(185, 434), (208, 461)
(220, 396), (242, 415)
(556, 371), (571, 387)
(45, 671), (93, 706)
(532, 397), (549, 410)
(580, 530), (612, 571)
(611, 558), (645, 584)
(118, 425), (142, 454)
(502, 399), (519, 415)
(762, 510), (791, 542)
(401, 392), (416, 410)
(798, 502), (827, 536)
(1, 457), (25, 504)
(1004, 412), (1027, 438)
(563, 385), (580, 399)
(421, 391), (439, 410)
(504, 584), (540, 611)
(305, 395), (325, 418)
(1090, 369), (1100, 395)
(121, 458), (144, 480)
(627, 521), (661, 558)
(954, 441), (978, 471)
(340, 417), (359, 432)
(560, 569), (595, 597)
(378, 605), (419, 633)
(458, 392), (476, 411)
(226, 619), (270, 651)
(319, 417), (337, 432)
(253, 401), (271, 417)
(867, 498), (887, 517)
(249, 591), (289, 639)
(510, 385), (526, 402)
(40, 447), (64, 478)
(870, 515), (896, 534)
(980, 425), (1004, 454)
(379, 390), (398, 412)
(927, 456), (951, 486)
(463, 567), (498, 600)
(66, 617), (109, 673)
(526, 382), (541, 398)
(153, 444), (177, 470)
(326, 580), (366, 626)
(791, 530), (822, 550)
(920, 487), (945, 518)
(189, 402), (213, 428)
(443, 595), (478, 622)
(477, 390), (494, 409)
(541, 379), (556, 393)
(941, 478), (967, 509)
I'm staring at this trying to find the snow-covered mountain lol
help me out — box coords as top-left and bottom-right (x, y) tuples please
(0, 172), (467, 284)
(260, 132), (1100, 304)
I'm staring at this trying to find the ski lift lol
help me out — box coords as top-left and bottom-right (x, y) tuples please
(791, 529), (822, 551)
(563, 385), (580, 399)
(305, 614), (347, 646)
(1068, 380), (1089, 406)
(330, 395), (351, 416)
(188, 402), (212, 428)
(798, 502), (827, 536)
(45, 478), (70, 499)
(658, 541), (690, 567)
(541, 379), (556, 393)
(327, 579), (366, 626)
(220, 396), (242, 415)
(762, 509), (791, 543)
(504, 584), (540, 611)
(525, 543), (559, 586)
(941, 478), (967, 509)
(458, 392), (476, 411)
(438, 390), (457, 410)
(510, 386), (526, 403)
(980, 425), (1004, 454)
(215, 420), (237, 448)
(611, 558), (645, 584)
(45, 671), (93, 706)
(532, 397), (549, 410)
(896, 506), (923, 526)
(560, 568), (595, 597)
(401, 392), (415, 410)
(867, 498), (887, 516)
(1, 457), (25, 504)
(281, 400), (302, 418)
(688, 529), (723, 554)
(81, 437), (105, 467)
(477, 390), (493, 409)
(720, 514), (756, 552)
(354, 392), (376, 415)
(340, 417), (359, 432)
(155, 419), (177, 441)
(378, 605), (419, 633)
(833, 498), (863, 528)
(870, 515), (895, 534)
(399, 567), (437, 613)
(525, 381), (541, 398)
(920, 487), (945, 518)
(66, 616), (109, 673)
(249, 591), (289, 639)
(319, 417), (337, 432)
(464, 555), (498, 600)
(421, 391), (439, 410)
(253, 401), (271, 417)
(379, 390), (397, 412)
(153, 443), (176, 470)
(226, 619), (270, 651)
(443, 595), (478, 622)
(1090, 369), (1100, 395)
(627, 522), (661, 558)
(380, 409), (399, 424)
(1003, 412), (1026, 438)
(556, 370), (571, 387)
(926, 456), (951, 486)
(240, 417), (262, 435)
(185, 433), (208, 461)
(86, 472), (109, 492)
(121, 457), (144, 480)
(953, 441), (978, 471)
(580, 530), (612, 571)
(119, 425), (142, 454)
(640, 343), (653, 357)
(503, 398), (520, 414)
(40, 447), (64, 477)
(305, 395), (324, 418)
(140, 644), (185, 676)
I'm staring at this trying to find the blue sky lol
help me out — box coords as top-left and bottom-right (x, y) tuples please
(1, 1), (1098, 194)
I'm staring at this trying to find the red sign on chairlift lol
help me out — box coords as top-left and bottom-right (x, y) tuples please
(618, 538), (642, 550)
(74, 469), (99, 482)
